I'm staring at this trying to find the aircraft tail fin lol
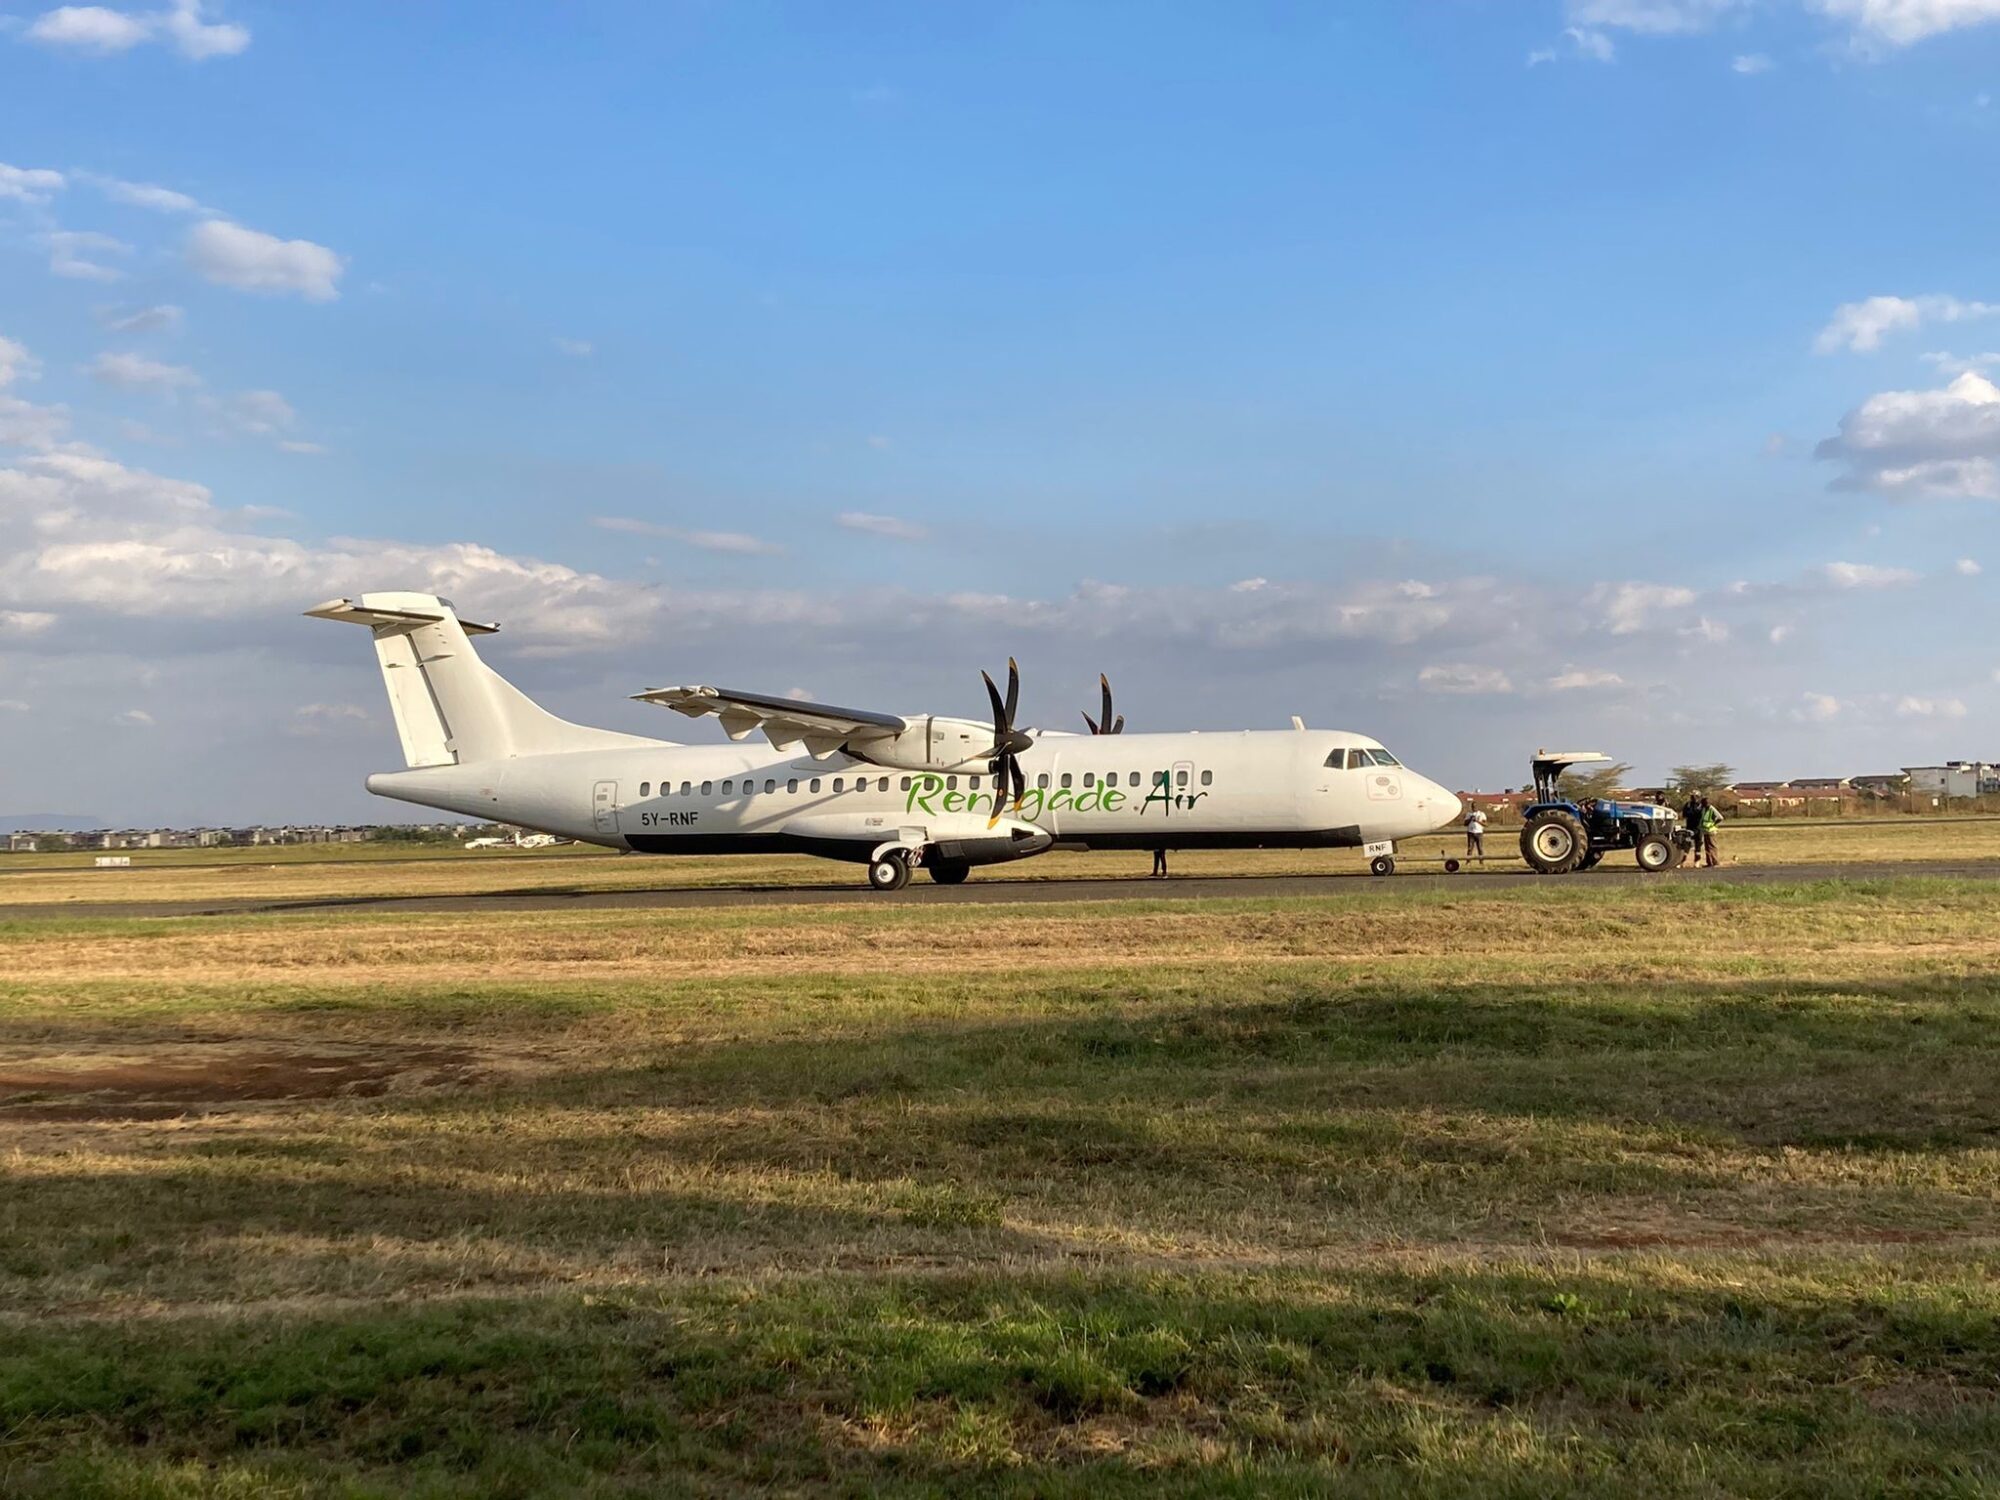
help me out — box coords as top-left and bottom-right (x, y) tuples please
(306, 591), (661, 767)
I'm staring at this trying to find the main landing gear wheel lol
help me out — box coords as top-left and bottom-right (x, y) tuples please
(1370, 854), (1396, 877)
(868, 851), (912, 892)
(1635, 833), (1675, 873)
(928, 860), (970, 885)
(1520, 809), (1589, 874)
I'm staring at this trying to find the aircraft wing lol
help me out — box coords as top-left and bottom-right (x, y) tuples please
(632, 685), (908, 757)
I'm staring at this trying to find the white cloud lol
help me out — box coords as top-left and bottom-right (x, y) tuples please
(1731, 51), (1773, 71)
(46, 229), (131, 282)
(287, 702), (369, 736)
(25, 1), (247, 58)
(553, 338), (594, 357)
(1679, 615), (1730, 643)
(1810, 0), (2000, 46)
(1547, 667), (1625, 691)
(0, 396), (70, 449)
(1230, 577), (1270, 593)
(1769, 623), (1794, 643)
(98, 304), (184, 335)
(217, 388), (295, 434)
(0, 610), (58, 635)
(1922, 351), (2000, 376)
(1817, 560), (1919, 587)
(592, 516), (782, 555)
(836, 510), (928, 542)
(1815, 294), (1999, 354)
(1895, 694), (1968, 719)
(1816, 370), (2000, 499)
(0, 162), (65, 205)
(26, 6), (153, 51)
(1569, 0), (1748, 34)
(1590, 580), (1696, 634)
(277, 440), (327, 455)
(114, 707), (155, 727)
(1957, 557), (1983, 575)
(85, 173), (204, 214)
(185, 220), (344, 301)
(0, 336), (38, 389)
(1798, 691), (1843, 722)
(0, 699), (27, 713)
(1418, 663), (1514, 695)
(1531, 25), (1617, 62)
(87, 351), (200, 394)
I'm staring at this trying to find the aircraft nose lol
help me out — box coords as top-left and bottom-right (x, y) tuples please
(1434, 785), (1463, 825)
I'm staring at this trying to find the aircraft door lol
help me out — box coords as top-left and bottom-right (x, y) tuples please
(592, 780), (619, 835)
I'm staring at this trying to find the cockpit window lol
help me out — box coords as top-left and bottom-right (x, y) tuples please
(1324, 749), (1350, 769)
(1367, 749), (1401, 767)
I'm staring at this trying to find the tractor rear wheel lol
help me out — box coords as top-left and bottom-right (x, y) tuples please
(1520, 810), (1589, 874)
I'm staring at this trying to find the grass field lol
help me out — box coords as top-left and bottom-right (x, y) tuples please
(3, 814), (1998, 907)
(2, 867), (1997, 1495)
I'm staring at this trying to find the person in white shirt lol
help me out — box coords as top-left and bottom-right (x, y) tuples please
(1463, 804), (1487, 861)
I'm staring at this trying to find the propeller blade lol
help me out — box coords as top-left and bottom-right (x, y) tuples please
(1005, 657), (1020, 723)
(1010, 758), (1026, 807)
(982, 669), (1007, 732)
(1082, 711), (1100, 734)
(1111, 714), (1124, 735)
(1099, 675), (1113, 734)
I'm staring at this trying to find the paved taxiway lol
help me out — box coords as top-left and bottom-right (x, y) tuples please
(4, 858), (1994, 921)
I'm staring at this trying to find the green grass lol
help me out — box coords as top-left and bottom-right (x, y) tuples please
(1, 877), (1997, 1494)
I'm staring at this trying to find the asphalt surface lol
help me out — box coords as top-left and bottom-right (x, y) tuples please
(5, 857), (1996, 920)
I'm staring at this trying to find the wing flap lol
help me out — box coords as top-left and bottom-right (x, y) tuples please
(632, 685), (908, 757)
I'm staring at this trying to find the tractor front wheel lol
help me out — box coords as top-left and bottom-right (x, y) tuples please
(1520, 810), (1589, 874)
(1635, 833), (1676, 873)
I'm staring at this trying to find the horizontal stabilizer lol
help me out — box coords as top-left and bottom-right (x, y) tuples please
(306, 598), (499, 635)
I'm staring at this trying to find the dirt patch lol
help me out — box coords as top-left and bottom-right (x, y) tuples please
(0, 1042), (484, 1120)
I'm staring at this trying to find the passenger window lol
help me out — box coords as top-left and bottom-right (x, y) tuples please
(701, 781), (712, 795)
(946, 776), (957, 790)
(1176, 769), (1188, 787)
(1128, 771), (1140, 787)
(680, 781), (692, 795)
(1037, 773), (1050, 789)
(970, 775), (982, 791)
(1060, 774), (1072, 789)
(810, 778), (821, 793)
(1153, 770), (1168, 786)
(1083, 773), (1095, 788)
(1201, 770), (1213, 786)
(878, 777), (889, 791)
(765, 779), (776, 793)
(787, 779), (798, 793)
(832, 778), (844, 792)
(639, 782), (650, 797)
(725, 780), (737, 795)
(900, 776), (911, 791)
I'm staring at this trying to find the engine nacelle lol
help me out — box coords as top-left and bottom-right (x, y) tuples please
(832, 715), (1002, 773)
(782, 810), (1052, 866)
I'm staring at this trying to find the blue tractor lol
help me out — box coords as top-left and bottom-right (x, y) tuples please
(1518, 751), (1684, 874)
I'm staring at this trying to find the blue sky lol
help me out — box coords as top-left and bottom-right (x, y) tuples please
(2, 0), (1997, 824)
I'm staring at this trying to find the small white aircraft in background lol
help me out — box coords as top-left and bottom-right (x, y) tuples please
(310, 591), (1461, 889)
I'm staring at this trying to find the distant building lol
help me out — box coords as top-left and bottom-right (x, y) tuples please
(1730, 781), (1794, 797)
(1904, 762), (1995, 799)
(1850, 773), (1909, 797)
(1790, 777), (1851, 793)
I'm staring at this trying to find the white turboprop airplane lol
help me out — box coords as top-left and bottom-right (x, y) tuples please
(309, 591), (1463, 889)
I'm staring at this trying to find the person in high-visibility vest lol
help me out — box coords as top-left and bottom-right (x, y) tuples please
(1699, 798), (1723, 867)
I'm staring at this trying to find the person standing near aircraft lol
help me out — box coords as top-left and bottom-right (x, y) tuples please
(1152, 846), (1168, 878)
(1462, 801), (1486, 862)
